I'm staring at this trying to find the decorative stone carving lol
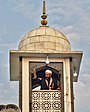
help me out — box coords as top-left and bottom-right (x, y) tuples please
(0, 104), (20, 112)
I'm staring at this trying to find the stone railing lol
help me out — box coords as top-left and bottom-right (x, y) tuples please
(31, 90), (61, 112)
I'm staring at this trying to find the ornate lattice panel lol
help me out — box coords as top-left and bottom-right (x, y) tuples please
(31, 90), (61, 112)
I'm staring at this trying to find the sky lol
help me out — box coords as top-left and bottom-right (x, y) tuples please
(0, 0), (90, 112)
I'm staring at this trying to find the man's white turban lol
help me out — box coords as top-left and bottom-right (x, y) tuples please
(45, 69), (52, 74)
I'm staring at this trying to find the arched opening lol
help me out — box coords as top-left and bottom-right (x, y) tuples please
(36, 65), (60, 79)
(29, 62), (63, 112)
(32, 65), (61, 90)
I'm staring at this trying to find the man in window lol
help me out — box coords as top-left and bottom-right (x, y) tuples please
(32, 69), (60, 90)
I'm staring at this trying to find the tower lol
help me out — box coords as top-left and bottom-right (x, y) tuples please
(10, 1), (83, 112)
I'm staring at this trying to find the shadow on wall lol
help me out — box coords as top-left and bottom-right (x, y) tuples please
(0, 104), (21, 112)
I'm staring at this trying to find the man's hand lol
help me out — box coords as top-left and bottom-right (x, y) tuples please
(33, 68), (37, 79)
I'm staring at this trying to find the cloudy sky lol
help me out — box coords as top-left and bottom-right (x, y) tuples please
(0, 0), (90, 111)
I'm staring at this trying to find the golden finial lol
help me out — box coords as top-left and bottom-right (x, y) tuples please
(41, 0), (48, 26)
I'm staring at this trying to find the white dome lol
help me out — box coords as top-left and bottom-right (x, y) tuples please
(18, 26), (71, 53)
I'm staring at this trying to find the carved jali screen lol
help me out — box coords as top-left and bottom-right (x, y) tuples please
(31, 90), (61, 112)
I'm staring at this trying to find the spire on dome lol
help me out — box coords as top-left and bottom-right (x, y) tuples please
(43, 0), (46, 14)
(41, 0), (48, 26)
